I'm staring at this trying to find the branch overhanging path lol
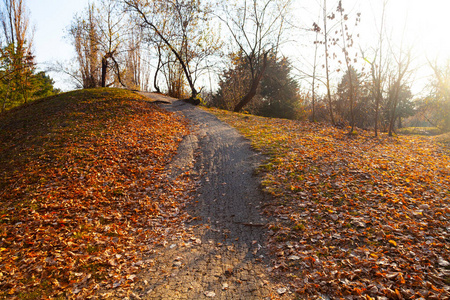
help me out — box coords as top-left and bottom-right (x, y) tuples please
(134, 93), (289, 299)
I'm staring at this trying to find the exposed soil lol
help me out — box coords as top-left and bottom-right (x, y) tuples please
(125, 93), (293, 299)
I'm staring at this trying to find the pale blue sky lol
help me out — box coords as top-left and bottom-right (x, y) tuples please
(28, 0), (90, 89)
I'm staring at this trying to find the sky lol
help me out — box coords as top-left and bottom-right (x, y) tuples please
(356, 0), (450, 74)
(294, 0), (450, 95)
(28, 0), (90, 90)
(27, 0), (450, 93)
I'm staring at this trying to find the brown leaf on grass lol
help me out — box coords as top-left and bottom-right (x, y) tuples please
(0, 89), (195, 298)
(210, 108), (450, 299)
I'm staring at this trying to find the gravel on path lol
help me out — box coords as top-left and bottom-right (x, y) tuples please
(130, 93), (292, 300)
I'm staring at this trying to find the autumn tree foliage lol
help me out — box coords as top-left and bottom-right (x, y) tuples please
(58, 0), (434, 136)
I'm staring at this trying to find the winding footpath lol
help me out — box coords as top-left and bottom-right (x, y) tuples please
(130, 93), (291, 299)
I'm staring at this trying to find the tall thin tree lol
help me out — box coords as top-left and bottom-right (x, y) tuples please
(322, 0), (335, 124)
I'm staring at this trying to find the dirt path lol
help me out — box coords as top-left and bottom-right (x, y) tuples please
(128, 93), (291, 299)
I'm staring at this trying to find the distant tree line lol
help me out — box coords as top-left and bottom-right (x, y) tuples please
(57, 0), (450, 133)
(0, 0), (59, 112)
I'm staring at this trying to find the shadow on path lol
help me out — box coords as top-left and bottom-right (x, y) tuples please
(132, 94), (291, 300)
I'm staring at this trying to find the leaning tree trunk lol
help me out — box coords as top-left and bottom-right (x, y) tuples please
(111, 55), (126, 88)
(154, 46), (162, 93)
(123, 3), (198, 98)
(233, 54), (268, 112)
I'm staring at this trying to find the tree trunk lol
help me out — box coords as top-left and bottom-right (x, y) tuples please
(111, 55), (126, 88)
(154, 45), (162, 93)
(311, 32), (318, 122)
(126, 3), (197, 98)
(323, 0), (335, 125)
(347, 73), (355, 134)
(372, 69), (382, 137)
(374, 96), (380, 136)
(312, 76), (316, 122)
(101, 56), (108, 88)
(233, 53), (268, 112)
(388, 112), (396, 136)
(233, 80), (259, 112)
(375, 1), (386, 137)
(388, 86), (399, 137)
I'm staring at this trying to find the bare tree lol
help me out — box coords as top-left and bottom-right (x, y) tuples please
(335, 0), (361, 133)
(361, 0), (388, 137)
(95, 0), (129, 88)
(322, 0), (335, 124)
(124, 0), (217, 100)
(152, 40), (163, 93)
(426, 59), (450, 131)
(216, 0), (292, 112)
(68, 4), (101, 88)
(310, 17), (321, 122)
(123, 22), (144, 90)
(387, 48), (412, 136)
(67, 0), (142, 89)
(295, 20), (322, 122)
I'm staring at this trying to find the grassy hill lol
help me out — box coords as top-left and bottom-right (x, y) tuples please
(209, 108), (450, 299)
(1, 89), (449, 299)
(0, 88), (193, 299)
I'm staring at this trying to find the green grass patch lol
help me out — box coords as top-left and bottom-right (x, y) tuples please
(398, 126), (442, 136)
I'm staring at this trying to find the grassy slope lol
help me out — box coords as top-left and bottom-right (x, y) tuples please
(398, 127), (442, 136)
(0, 88), (193, 299)
(208, 108), (450, 299)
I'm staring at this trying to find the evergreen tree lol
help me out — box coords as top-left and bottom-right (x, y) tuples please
(212, 53), (302, 119)
(0, 0), (59, 112)
(258, 57), (302, 120)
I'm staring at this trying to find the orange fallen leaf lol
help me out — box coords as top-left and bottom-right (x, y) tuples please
(389, 240), (397, 247)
